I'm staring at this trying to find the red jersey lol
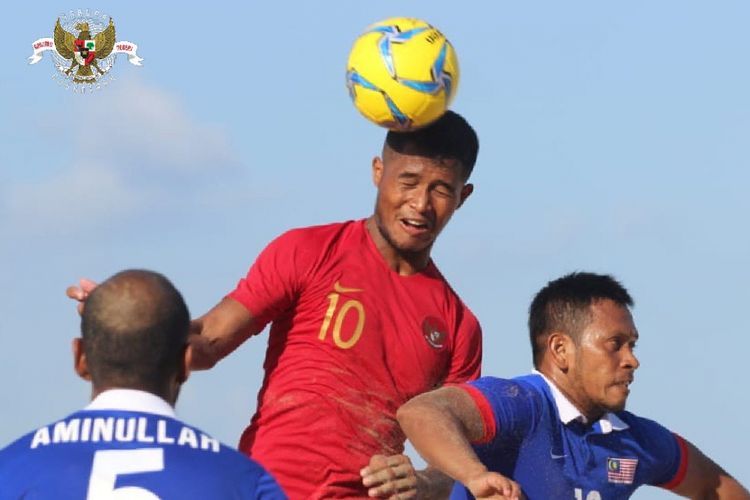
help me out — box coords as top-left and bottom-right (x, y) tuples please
(229, 219), (482, 499)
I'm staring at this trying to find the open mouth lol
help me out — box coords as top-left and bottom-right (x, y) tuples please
(400, 218), (431, 233)
(613, 380), (633, 392)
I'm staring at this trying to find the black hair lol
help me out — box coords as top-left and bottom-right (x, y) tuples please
(528, 272), (633, 368)
(81, 269), (190, 392)
(385, 110), (479, 180)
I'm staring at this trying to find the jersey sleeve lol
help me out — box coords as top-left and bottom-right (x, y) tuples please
(654, 433), (689, 490)
(628, 416), (688, 489)
(457, 377), (538, 446)
(444, 307), (482, 384)
(228, 229), (318, 330)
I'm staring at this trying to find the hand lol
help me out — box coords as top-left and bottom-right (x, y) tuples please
(466, 471), (524, 500)
(65, 278), (98, 315)
(361, 454), (420, 499)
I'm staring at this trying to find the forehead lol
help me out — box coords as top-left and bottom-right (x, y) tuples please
(383, 148), (464, 175)
(584, 299), (638, 338)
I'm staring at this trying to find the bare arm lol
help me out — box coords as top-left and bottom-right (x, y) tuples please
(189, 297), (261, 370)
(397, 387), (523, 500)
(360, 454), (454, 499)
(68, 279), (260, 371)
(671, 438), (749, 499)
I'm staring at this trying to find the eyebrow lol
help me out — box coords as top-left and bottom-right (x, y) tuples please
(607, 330), (639, 340)
(396, 171), (457, 192)
(397, 172), (420, 180)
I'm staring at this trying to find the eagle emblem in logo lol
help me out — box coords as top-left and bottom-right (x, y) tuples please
(29, 9), (143, 91)
(54, 18), (115, 81)
(422, 316), (448, 349)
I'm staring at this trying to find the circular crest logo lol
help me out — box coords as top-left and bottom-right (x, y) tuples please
(422, 316), (448, 350)
(28, 9), (143, 93)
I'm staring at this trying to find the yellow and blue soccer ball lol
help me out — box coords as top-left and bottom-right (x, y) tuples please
(346, 17), (459, 130)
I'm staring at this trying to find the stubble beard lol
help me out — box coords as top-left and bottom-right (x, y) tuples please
(373, 211), (431, 261)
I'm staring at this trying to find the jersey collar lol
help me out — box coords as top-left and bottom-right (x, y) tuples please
(85, 389), (177, 418)
(533, 370), (629, 434)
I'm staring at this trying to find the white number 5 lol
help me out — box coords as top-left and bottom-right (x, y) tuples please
(87, 448), (164, 499)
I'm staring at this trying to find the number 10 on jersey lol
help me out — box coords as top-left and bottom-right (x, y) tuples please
(318, 291), (366, 349)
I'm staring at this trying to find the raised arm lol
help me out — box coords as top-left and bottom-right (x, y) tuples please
(68, 279), (261, 371)
(671, 438), (749, 499)
(396, 387), (523, 500)
(189, 296), (261, 370)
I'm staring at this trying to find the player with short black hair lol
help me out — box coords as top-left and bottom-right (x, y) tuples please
(4, 270), (285, 499)
(385, 110), (479, 180)
(528, 271), (633, 368)
(397, 272), (749, 499)
(68, 111), (483, 499)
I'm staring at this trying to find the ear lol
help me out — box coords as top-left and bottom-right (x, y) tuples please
(178, 344), (192, 385)
(72, 338), (91, 381)
(547, 332), (574, 371)
(372, 156), (384, 186)
(457, 183), (474, 209)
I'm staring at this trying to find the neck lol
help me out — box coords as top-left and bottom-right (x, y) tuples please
(540, 367), (605, 423)
(365, 216), (431, 275)
(91, 383), (176, 406)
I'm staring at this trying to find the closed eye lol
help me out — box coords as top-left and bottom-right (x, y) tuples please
(432, 182), (456, 198)
(398, 173), (420, 189)
(434, 186), (454, 198)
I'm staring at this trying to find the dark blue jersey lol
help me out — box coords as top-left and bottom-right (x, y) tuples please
(450, 374), (687, 500)
(0, 409), (286, 499)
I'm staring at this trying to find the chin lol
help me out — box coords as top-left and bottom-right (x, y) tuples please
(606, 400), (628, 413)
(390, 236), (433, 255)
(400, 242), (432, 254)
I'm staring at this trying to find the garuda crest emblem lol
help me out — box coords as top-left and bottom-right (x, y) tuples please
(54, 18), (115, 82)
(29, 9), (142, 90)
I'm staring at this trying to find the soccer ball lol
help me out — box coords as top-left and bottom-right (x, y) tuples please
(346, 17), (459, 130)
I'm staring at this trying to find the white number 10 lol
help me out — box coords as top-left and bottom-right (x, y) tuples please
(87, 448), (164, 499)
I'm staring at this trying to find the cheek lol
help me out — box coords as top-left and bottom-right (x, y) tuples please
(376, 190), (398, 211)
(433, 199), (458, 221)
(577, 359), (609, 394)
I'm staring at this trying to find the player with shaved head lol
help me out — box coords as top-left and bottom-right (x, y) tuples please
(3, 270), (285, 499)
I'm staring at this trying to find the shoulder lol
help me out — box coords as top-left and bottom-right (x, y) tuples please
(464, 375), (547, 412)
(459, 375), (547, 445)
(0, 414), (81, 484)
(271, 220), (362, 248)
(616, 411), (676, 445)
(425, 262), (480, 326)
(472, 374), (546, 395)
(611, 411), (686, 486)
(0, 429), (37, 470)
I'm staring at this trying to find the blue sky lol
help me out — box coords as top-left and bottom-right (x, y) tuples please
(2, 1), (748, 496)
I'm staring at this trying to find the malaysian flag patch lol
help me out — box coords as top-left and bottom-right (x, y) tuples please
(607, 457), (638, 484)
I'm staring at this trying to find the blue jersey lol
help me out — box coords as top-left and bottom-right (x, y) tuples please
(450, 374), (687, 500)
(0, 409), (286, 500)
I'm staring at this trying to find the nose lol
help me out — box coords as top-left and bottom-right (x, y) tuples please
(623, 346), (640, 370)
(409, 186), (432, 213)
